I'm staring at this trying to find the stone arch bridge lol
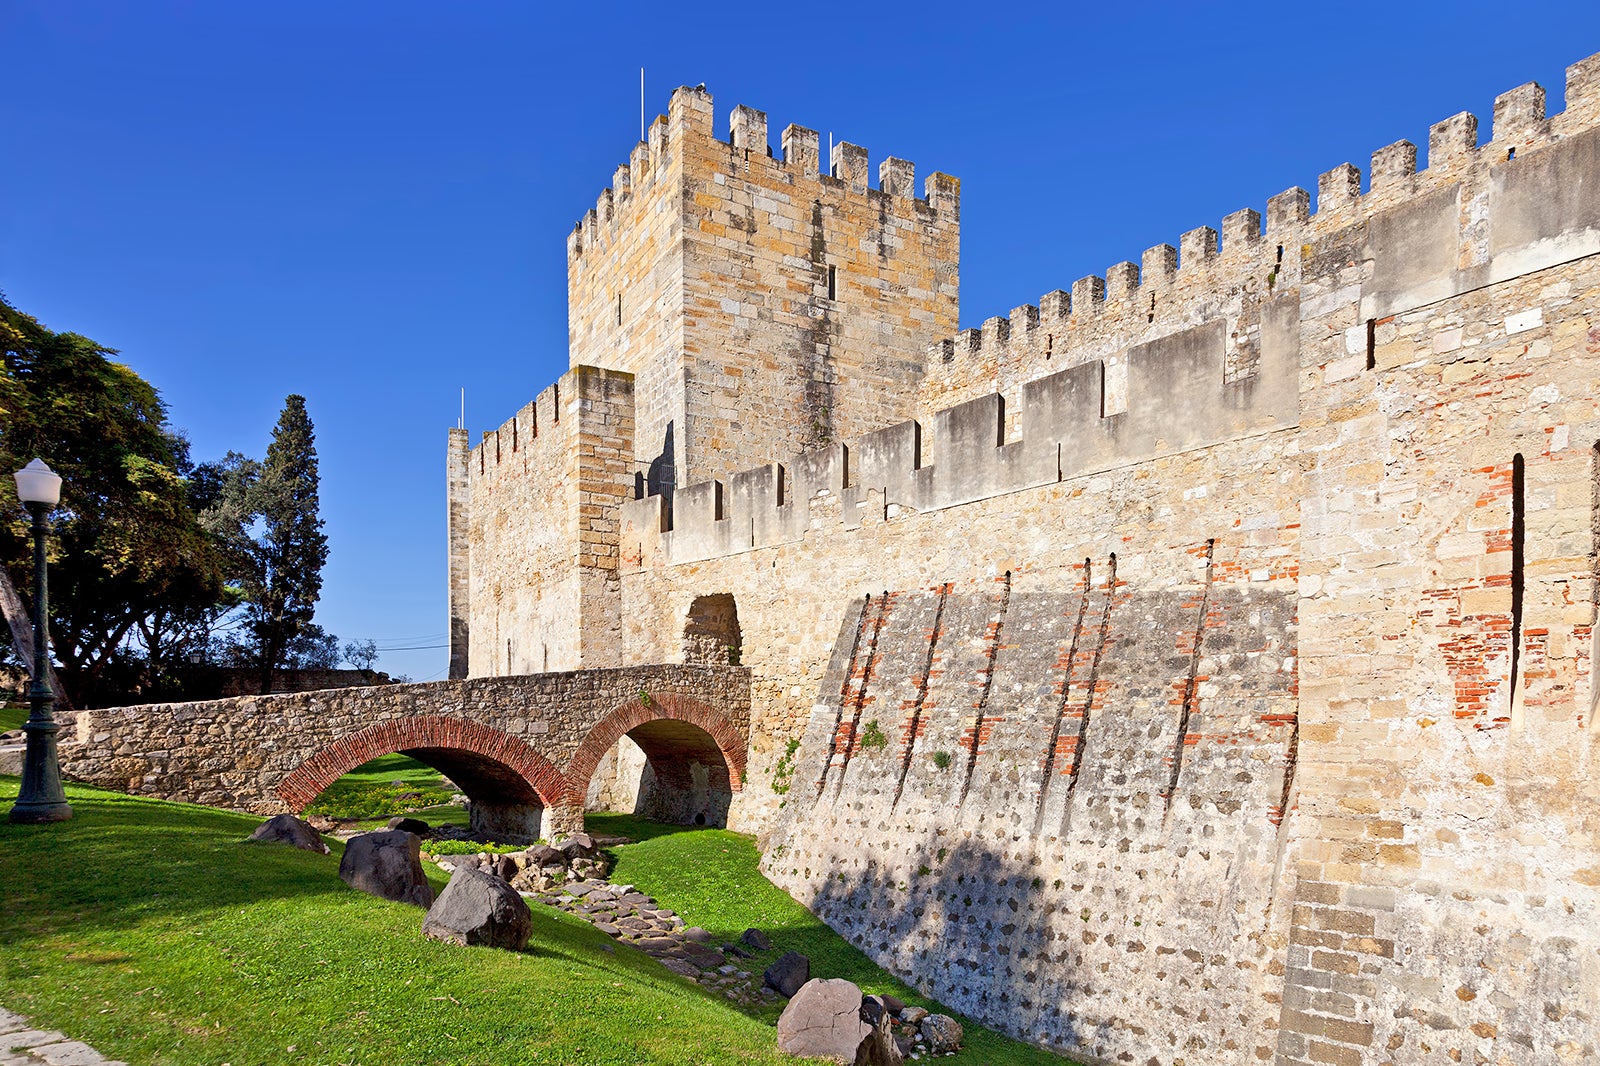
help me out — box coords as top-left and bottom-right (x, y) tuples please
(61, 664), (750, 840)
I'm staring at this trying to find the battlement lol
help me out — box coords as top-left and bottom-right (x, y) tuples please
(621, 304), (1298, 566)
(626, 50), (1600, 569)
(922, 51), (1600, 417)
(567, 84), (959, 265)
(466, 365), (633, 486)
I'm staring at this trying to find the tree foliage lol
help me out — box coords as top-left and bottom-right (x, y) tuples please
(206, 395), (329, 693)
(0, 293), (226, 706)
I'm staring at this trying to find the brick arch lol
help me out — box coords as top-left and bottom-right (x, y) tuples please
(565, 693), (746, 800)
(276, 716), (566, 811)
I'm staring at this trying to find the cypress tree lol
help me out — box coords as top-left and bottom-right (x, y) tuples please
(245, 395), (328, 694)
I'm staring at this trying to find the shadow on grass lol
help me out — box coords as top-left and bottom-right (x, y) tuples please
(0, 776), (350, 944)
(584, 810), (707, 843)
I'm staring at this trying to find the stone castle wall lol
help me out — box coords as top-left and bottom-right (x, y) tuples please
(454, 54), (1600, 1066)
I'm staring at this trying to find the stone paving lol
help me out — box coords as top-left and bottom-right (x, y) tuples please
(0, 1009), (124, 1066)
(535, 878), (781, 1007)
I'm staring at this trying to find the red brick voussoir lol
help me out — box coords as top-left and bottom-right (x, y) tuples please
(563, 693), (746, 802)
(275, 716), (566, 811)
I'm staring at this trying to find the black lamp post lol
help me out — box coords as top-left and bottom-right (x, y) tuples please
(8, 458), (71, 824)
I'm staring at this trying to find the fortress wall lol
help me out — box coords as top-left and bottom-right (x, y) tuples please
(616, 423), (1303, 1063)
(1280, 199), (1600, 1064)
(607, 54), (1600, 1066)
(464, 366), (634, 676)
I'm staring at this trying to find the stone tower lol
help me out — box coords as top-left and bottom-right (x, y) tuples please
(565, 85), (961, 497)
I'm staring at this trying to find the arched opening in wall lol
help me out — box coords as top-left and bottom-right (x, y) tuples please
(582, 720), (736, 830)
(684, 593), (742, 666)
(281, 719), (564, 845)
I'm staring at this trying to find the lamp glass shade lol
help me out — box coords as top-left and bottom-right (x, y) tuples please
(13, 459), (62, 507)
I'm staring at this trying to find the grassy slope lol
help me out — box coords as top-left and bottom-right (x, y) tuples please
(0, 706), (26, 732)
(0, 780), (795, 1066)
(596, 814), (1069, 1066)
(0, 781), (1071, 1065)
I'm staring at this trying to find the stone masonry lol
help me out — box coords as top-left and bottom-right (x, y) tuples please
(437, 57), (1600, 1066)
(63, 665), (748, 839)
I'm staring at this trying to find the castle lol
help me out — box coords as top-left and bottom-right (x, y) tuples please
(445, 57), (1600, 1066)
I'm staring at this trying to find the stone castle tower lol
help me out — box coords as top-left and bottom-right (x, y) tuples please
(449, 86), (960, 678)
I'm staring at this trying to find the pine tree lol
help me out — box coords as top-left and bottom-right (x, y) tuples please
(241, 395), (329, 694)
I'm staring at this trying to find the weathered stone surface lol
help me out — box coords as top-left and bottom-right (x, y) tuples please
(740, 927), (770, 951)
(918, 1014), (962, 1054)
(422, 867), (532, 950)
(776, 979), (901, 1065)
(764, 950), (810, 998)
(338, 831), (433, 908)
(247, 814), (328, 854)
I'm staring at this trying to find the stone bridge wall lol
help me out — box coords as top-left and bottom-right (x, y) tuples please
(62, 664), (749, 838)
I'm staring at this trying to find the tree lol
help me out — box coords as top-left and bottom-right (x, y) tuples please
(0, 294), (228, 706)
(216, 395), (329, 694)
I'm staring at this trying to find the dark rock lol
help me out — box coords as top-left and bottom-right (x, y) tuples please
(764, 950), (810, 998)
(422, 867), (532, 950)
(740, 927), (771, 951)
(880, 994), (905, 1015)
(683, 942), (725, 969)
(558, 831), (598, 859)
(248, 814), (329, 854)
(919, 1014), (964, 1054)
(525, 844), (565, 867)
(722, 943), (751, 959)
(776, 979), (902, 1065)
(338, 830), (434, 907)
(487, 854), (518, 882)
(387, 816), (429, 835)
(684, 925), (716, 944)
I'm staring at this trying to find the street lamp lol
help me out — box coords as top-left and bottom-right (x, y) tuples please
(8, 458), (71, 824)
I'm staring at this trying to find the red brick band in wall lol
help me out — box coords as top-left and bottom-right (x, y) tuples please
(275, 716), (567, 811)
(565, 693), (746, 799)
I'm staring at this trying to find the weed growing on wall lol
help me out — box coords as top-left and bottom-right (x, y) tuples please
(770, 738), (801, 794)
(859, 720), (887, 750)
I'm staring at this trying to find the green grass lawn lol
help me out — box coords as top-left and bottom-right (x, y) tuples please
(0, 705), (27, 732)
(304, 754), (469, 829)
(0, 778), (1071, 1065)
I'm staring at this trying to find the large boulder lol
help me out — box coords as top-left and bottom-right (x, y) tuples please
(248, 814), (329, 854)
(776, 979), (902, 1065)
(764, 950), (810, 998)
(339, 830), (434, 907)
(741, 927), (771, 951)
(525, 844), (566, 868)
(387, 816), (429, 835)
(919, 1014), (964, 1054)
(557, 831), (598, 860)
(422, 867), (533, 950)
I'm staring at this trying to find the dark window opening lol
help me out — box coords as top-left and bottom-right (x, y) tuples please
(1507, 147), (1517, 161)
(1045, 333), (1053, 359)
(827, 265), (837, 300)
(617, 293), (623, 325)
(1510, 453), (1525, 714)
(1365, 318), (1377, 370)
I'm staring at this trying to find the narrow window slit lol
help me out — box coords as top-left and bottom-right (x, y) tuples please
(1365, 318), (1377, 370)
(1510, 453), (1525, 715)
(827, 265), (837, 301)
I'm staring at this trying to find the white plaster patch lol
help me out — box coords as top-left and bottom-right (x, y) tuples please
(1345, 324), (1368, 355)
(1551, 424), (1570, 452)
(1505, 307), (1544, 335)
(1432, 328), (1463, 355)
(1528, 384), (1561, 408)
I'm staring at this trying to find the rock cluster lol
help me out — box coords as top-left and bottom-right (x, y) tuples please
(248, 813), (329, 854)
(425, 831), (614, 892)
(776, 979), (963, 1063)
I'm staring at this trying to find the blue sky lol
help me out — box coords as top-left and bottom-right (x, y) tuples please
(2, 3), (1596, 681)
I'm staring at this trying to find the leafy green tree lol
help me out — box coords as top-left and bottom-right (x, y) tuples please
(214, 395), (330, 694)
(0, 293), (226, 706)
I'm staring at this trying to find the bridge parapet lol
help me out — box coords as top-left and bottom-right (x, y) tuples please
(62, 664), (750, 839)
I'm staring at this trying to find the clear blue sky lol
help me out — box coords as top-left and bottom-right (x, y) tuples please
(2, 2), (1595, 681)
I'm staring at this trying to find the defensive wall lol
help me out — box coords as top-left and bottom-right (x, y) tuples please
(62, 666), (749, 840)
(450, 55), (1600, 1066)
